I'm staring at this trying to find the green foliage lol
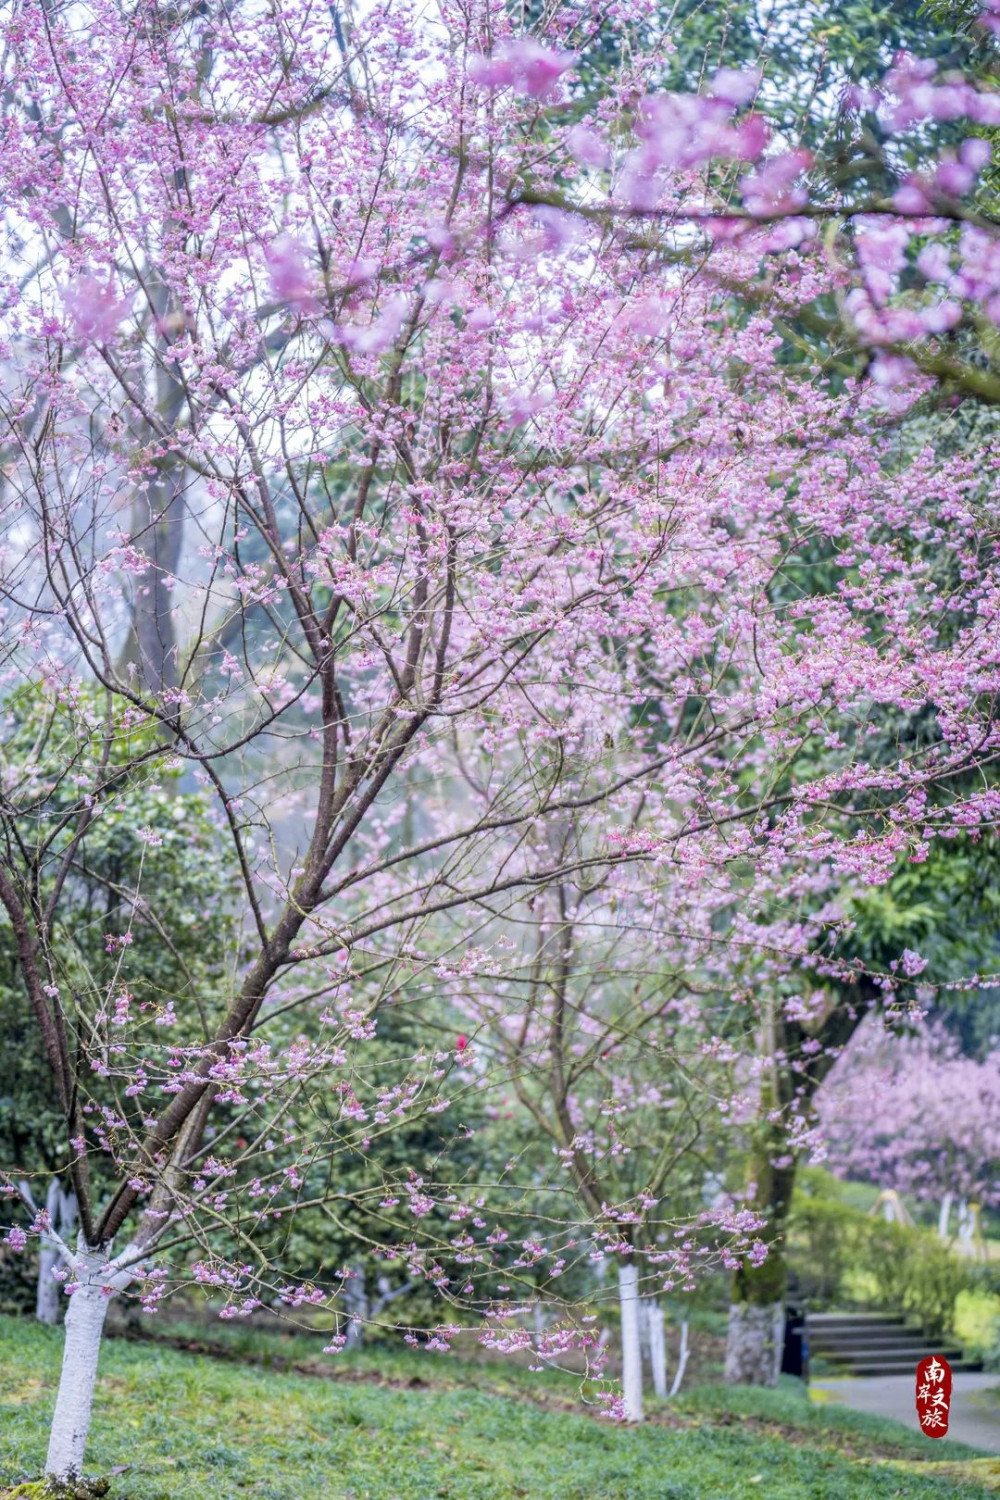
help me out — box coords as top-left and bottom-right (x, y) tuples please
(838, 834), (1000, 1053)
(0, 687), (241, 1303)
(789, 1189), (979, 1336)
(956, 1288), (1000, 1364)
(787, 1195), (854, 1308)
(588, 0), (981, 143)
(0, 690), (240, 1074)
(250, 1011), (499, 1329)
(0, 1316), (992, 1499)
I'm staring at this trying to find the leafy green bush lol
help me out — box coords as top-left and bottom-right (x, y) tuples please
(788, 1191), (977, 1337)
(786, 1196), (852, 1307)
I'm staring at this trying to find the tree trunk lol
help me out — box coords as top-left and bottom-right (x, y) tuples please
(725, 980), (876, 1384)
(45, 1248), (114, 1480)
(937, 1192), (953, 1242)
(670, 1320), (690, 1397)
(532, 1300), (550, 1346)
(37, 1239), (62, 1326)
(724, 1300), (784, 1386)
(343, 1262), (368, 1349)
(36, 1180), (77, 1326)
(725, 1147), (794, 1386)
(618, 1260), (643, 1421)
(645, 1299), (668, 1399)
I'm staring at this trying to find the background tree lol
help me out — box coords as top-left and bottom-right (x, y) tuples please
(460, 878), (763, 1421)
(819, 1017), (1000, 1234)
(0, 689), (237, 1322)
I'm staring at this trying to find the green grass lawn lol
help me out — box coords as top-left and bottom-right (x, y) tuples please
(0, 1314), (997, 1500)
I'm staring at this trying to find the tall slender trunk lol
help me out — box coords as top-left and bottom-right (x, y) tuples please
(118, 275), (187, 702)
(36, 1239), (62, 1326)
(938, 1192), (954, 1241)
(726, 980), (875, 1384)
(645, 1299), (668, 1399)
(45, 1246), (117, 1480)
(343, 1261), (368, 1349)
(670, 1320), (690, 1397)
(36, 1179), (77, 1326)
(727, 1000), (798, 1388)
(618, 1260), (643, 1421)
(725, 1130), (795, 1387)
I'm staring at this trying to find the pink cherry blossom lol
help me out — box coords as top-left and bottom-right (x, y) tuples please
(264, 234), (318, 312)
(61, 275), (132, 345)
(468, 39), (575, 99)
(739, 148), (813, 216)
(566, 123), (610, 168)
(3, 3), (1000, 1475)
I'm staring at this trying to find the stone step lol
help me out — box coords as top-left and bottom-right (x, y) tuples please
(809, 1332), (929, 1344)
(821, 1359), (982, 1377)
(809, 1338), (929, 1350)
(811, 1332), (928, 1349)
(815, 1332), (917, 1344)
(815, 1344), (965, 1356)
(814, 1349), (977, 1375)
(824, 1345), (965, 1361)
(809, 1312), (906, 1327)
(804, 1310), (982, 1376)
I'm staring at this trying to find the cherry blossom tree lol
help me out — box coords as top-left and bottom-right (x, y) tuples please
(456, 878), (767, 1421)
(819, 1018), (1000, 1233)
(3, 0), (1000, 1479)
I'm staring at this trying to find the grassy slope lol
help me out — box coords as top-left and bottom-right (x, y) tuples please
(0, 1315), (997, 1500)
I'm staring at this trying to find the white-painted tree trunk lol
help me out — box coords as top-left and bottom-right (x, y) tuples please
(43, 1236), (140, 1482)
(669, 1320), (690, 1397)
(36, 1180), (77, 1325)
(618, 1261), (643, 1422)
(701, 1171), (725, 1207)
(645, 1300), (668, 1399)
(36, 1238), (63, 1326)
(44, 1242), (131, 1481)
(938, 1192), (954, 1242)
(958, 1198), (974, 1245)
(343, 1262), (368, 1349)
(724, 1301), (784, 1387)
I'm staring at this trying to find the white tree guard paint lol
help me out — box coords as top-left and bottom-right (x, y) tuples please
(670, 1320), (690, 1398)
(343, 1261), (368, 1349)
(618, 1261), (644, 1422)
(724, 1301), (784, 1387)
(36, 1181), (77, 1325)
(36, 1238), (62, 1325)
(938, 1192), (954, 1241)
(45, 1248), (114, 1480)
(645, 1300), (668, 1399)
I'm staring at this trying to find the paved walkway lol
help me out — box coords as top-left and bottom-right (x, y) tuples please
(812, 1372), (1000, 1453)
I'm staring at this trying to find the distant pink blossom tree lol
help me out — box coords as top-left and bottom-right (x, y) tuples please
(819, 1019), (1000, 1229)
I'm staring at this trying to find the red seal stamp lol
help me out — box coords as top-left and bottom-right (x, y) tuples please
(915, 1355), (952, 1438)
